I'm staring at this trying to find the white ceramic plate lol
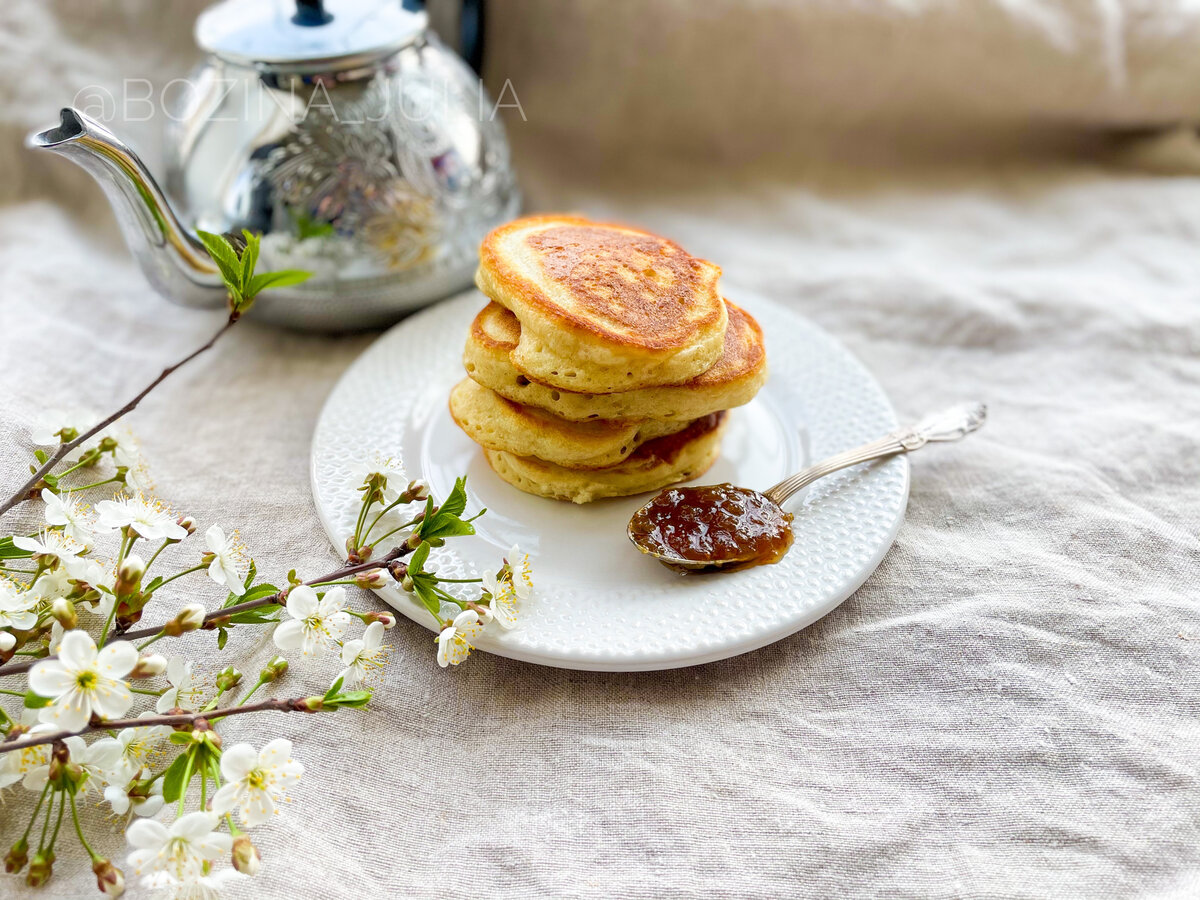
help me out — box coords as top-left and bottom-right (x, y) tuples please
(310, 288), (908, 671)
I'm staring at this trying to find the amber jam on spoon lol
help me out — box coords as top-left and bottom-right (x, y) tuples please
(628, 483), (794, 573)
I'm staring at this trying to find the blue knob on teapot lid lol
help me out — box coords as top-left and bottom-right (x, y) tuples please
(196, 0), (426, 71)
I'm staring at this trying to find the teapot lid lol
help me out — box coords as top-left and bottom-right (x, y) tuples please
(196, 0), (426, 71)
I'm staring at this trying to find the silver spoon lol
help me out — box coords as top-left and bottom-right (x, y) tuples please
(627, 401), (988, 572)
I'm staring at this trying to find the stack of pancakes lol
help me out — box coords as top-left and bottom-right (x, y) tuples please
(450, 215), (768, 503)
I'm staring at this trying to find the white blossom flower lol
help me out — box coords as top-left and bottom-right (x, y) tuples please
(109, 428), (153, 493)
(338, 621), (387, 686)
(506, 544), (533, 600)
(0, 578), (38, 634)
(348, 454), (408, 504)
(212, 739), (304, 827)
(0, 714), (54, 790)
(95, 494), (187, 542)
(29, 630), (138, 731)
(126, 812), (236, 891)
(0, 630), (13, 652)
(105, 775), (164, 818)
(13, 528), (83, 564)
(14, 733), (120, 796)
(92, 718), (172, 784)
(204, 525), (244, 596)
(31, 566), (72, 602)
(29, 408), (96, 446)
(436, 609), (484, 667)
(272, 586), (351, 658)
(41, 488), (94, 546)
(481, 569), (519, 631)
(156, 657), (205, 713)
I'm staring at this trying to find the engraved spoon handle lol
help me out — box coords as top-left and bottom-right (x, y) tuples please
(763, 402), (987, 507)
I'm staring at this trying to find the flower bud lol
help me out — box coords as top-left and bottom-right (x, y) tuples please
(260, 656), (288, 683)
(5, 837), (28, 874)
(129, 652), (167, 679)
(162, 603), (206, 637)
(177, 515), (197, 536)
(232, 836), (261, 876)
(403, 532), (423, 551)
(92, 858), (125, 896)
(215, 667), (242, 691)
(354, 569), (388, 590)
(50, 597), (76, 630)
(25, 850), (53, 887)
(400, 575), (414, 593)
(115, 554), (145, 596)
(296, 696), (325, 712)
(365, 610), (397, 629)
(49, 743), (84, 792)
(405, 479), (430, 502)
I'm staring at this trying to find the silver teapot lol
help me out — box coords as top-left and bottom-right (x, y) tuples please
(27, 0), (520, 330)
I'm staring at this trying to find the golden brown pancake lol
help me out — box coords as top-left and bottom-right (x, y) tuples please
(484, 413), (728, 504)
(448, 378), (692, 470)
(463, 299), (767, 422)
(475, 215), (727, 392)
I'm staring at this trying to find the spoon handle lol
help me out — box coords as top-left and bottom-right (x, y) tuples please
(763, 401), (987, 506)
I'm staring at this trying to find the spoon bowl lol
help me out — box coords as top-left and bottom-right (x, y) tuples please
(628, 402), (987, 573)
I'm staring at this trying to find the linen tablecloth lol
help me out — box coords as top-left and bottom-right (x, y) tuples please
(1, 2), (1198, 897)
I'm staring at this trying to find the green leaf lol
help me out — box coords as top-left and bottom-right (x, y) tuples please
(243, 561), (258, 590)
(224, 582), (278, 610)
(161, 752), (191, 803)
(239, 230), (260, 292)
(0, 536), (32, 560)
(228, 607), (281, 625)
(324, 689), (371, 709)
(23, 692), (51, 709)
(195, 230), (242, 289)
(216, 627), (228, 650)
(246, 269), (313, 297)
(407, 540), (430, 575)
(414, 477), (480, 542)
(323, 676), (344, 702)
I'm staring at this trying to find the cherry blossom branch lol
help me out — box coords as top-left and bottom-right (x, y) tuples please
(0, 697), (322, 755)
(0, 316), (237, 519)
(0, 545), (412, 677)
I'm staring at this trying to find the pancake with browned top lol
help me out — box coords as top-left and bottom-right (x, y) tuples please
(448, 378), (693, 470)
(475, 215), (727, 392)
(483, 413), (728, 504)
(463, 299), (767, 422)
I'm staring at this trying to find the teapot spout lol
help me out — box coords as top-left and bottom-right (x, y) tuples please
(27, 108), (225, 308)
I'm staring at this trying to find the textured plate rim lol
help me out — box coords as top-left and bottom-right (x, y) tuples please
(310, 288), (908, 672)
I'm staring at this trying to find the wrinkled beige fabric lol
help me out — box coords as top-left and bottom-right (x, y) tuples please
(1, 2), (1198, 898)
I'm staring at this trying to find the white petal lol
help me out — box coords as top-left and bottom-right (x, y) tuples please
(219, 743), (258, 781)
(285, 585), (318, 619)
(258, 738), (293, 771)
(341, 639), (365, 665)
(57, 629), (98, 669)
(97, 641), (139, 677)
(126, 818), (170, 850)
(272, 619), (306, 650)
(27, 660), (73, 697)
(205, 525), (225, 554)
(211, 782), (238, 816)
(171, 810), (219, 841)
(361, 621), (385, 650)
(0, 631), (12, 652)
(90, 681), (133, 719)
(155, 689), (177, 714)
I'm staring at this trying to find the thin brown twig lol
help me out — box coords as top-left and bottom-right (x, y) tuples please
(0, 315), (237, 519)
(0, 697), (319, 755)
(0, 545), (412, 677)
